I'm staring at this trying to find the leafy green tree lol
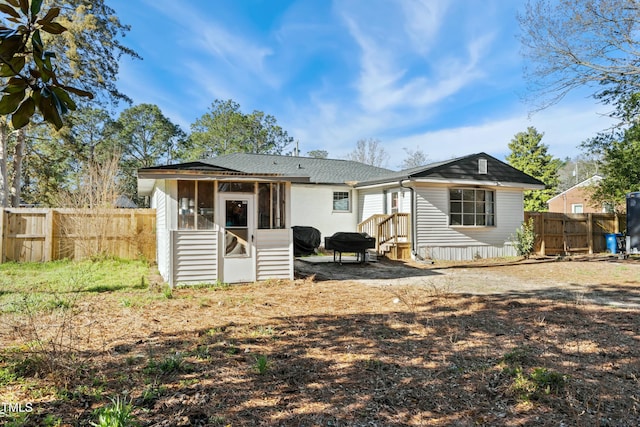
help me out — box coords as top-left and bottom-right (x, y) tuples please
(47, 0), (140, 106)
(21, 124), (73, 205)
(116, 104), (186, 205)
(57, 107), (118, 168)
(243, 110), (293, 155)
(0, 0), (137, 206)
(582, 123), (640, 211)
(507, 127), (561, 211)
(0, 0), (94, 129)
(12, 108), (119, 206)
(184, 99), (293, 160)
(519, 0), (640, 118)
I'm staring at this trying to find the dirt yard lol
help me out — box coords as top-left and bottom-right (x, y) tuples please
(1, 255), (639, 426)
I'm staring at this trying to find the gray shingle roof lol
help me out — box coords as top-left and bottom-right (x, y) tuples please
(140, 152), (543, 188)
(198, 153), (393, 184)
(356, 152), (544, 187)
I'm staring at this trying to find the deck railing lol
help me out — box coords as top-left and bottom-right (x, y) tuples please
(357, 213), (410, 253)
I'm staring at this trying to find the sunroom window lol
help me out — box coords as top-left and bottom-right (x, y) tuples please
(178, 181), (214, 230)
(449, 188), (495, 226)
(258, 183), (286, 229)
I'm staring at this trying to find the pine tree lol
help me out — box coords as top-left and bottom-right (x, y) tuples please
(507, 127), (561, 211)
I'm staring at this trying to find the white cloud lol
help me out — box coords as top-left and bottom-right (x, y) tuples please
(337, 1), (492, 114)
(144, 0), (278, 90)
(400, 0), (450, 55)
(386, 102), (617, 167)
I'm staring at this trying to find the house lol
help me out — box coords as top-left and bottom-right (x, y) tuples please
(137, 154), (390, 286)
(354, 152), (544, 261)
(547, 175), (606, 213)
(138, 152), (543, 286)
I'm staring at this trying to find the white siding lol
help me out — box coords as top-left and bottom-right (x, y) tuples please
(256, 229), (293, 280)
(401, 189), (412, 213)
(358, 189), (384, 222)
(291, 184), (359, 240)
(153, 181), (171, 282)
(414, 185), (522, 260)
(171, 230), (218, 285)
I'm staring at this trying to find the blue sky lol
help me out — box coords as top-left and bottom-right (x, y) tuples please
(111, 0), (615, 170)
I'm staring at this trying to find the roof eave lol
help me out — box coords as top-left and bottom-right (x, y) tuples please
(409, 178), (545, 190)
(138, 169), (310, 182)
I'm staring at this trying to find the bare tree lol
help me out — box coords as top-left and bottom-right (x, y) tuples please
(307, 149), (328, 159)
(400, 146), (429, 169)
(518, 0), (640, 117)
(346, 138), (388, 167)
(56, 153), (124, 259)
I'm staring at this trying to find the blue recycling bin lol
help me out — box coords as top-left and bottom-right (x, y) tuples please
(605, 233), (623, 254)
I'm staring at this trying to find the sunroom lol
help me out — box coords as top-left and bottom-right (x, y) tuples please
(138, 162), (308, 286)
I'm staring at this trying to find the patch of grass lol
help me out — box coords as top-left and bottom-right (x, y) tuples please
(162, 285), (173, 300)
(252, 325), (276, 337)
(253, 354), (269, 375)
(0, 365), (17, 386)
(42, 415), (63, 427)
(144, 353), (193, 376)
(140, 382), (167, 405)
(502, 346), (533, 365)
(91, 395), (138, 427)
(0, 259), (151, 312)
(178, 280), (231, 291)
(500, 346), (566, 402)
(3, 412), (34, 427)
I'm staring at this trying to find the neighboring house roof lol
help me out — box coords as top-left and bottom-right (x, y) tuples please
(356, 152), (545, 188)
(547, 175), (603, 204)
(115, 195), (138, 208)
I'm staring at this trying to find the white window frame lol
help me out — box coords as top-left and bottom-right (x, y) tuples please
(449, 188), (496, 227)
(571, 203), (584, 214)
(332, 191), (351, 212)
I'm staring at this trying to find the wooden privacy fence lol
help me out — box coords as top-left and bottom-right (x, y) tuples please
(0, 208), (156, 263)
(525, 211), (626, 256)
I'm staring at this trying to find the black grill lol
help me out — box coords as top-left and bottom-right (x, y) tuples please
(324, 232), (376, 263)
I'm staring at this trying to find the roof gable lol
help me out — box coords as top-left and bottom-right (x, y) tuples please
(355, 152), (544, 188)
(410, 153), (543, 185)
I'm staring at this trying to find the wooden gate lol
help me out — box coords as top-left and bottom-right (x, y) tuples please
(525, 212), (625, 255)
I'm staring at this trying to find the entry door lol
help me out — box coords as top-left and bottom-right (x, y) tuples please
(220, 194), (255, 283)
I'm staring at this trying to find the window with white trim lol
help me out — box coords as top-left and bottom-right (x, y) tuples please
(449, 188), (495, 226)
(178, 181), (215, 230)
(571, 204), (583, 214)
(333, 191), (351, 212)
(258, 182), (286, 229)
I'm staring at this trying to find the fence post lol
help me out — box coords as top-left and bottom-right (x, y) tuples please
(44, 209), (54, 261)
(0, 208), (4, 263)
(540, 213), (546, 256)
(587, 213), (593, 254)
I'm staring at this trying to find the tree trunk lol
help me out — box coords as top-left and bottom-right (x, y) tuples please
(0, 122), (8, 207)
(10, 128), (25, 207)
